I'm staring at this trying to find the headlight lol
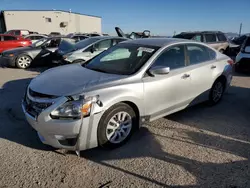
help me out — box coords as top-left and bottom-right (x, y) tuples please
(50, 95), (98, 119)
(4, 53), (15, 57)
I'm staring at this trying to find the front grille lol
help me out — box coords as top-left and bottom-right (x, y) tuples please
(24, 89), (54, 118)
(29, 88), (58, 99)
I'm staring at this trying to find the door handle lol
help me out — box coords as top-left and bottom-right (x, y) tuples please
(211, 65), (216, 69)
(182, 74), (190, 79)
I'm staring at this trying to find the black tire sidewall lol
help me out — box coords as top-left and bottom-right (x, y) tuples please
(16, 55), (32, 69)
(72, 59), (85, 64)
(209, 79), (225, 105)
(97, 103), (137, 149)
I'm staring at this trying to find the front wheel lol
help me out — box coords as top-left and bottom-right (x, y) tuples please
(208, 79), (225, 105)
(16, 55), (32, 69)
(97, 103), (137, 149)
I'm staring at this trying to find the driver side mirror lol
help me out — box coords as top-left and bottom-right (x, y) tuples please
(41, 45), (46, 50)
(148, 66), (170, 76)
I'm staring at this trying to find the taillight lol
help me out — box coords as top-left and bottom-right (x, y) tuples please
(227, 59), (234, 66)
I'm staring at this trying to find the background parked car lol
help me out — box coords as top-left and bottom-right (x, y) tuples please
(173, 31), (229, 54)
(235, 36), (250, 72)
(0, 37), (76, 69)
(5, 29), (30, 37)
(49, 32), (61, 37)
(53, 36), (128, 65)
(70, 34), (89, 42)
(24, 34), (48, 44)
(0, 34), (31, 53)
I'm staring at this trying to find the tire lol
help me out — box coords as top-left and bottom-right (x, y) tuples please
(219, 49), (225, 54)
(208, 79), (225, 105)
(97, 103), (138, 149)
(16, 54), (32, 69)
(72, 59), (85, 64)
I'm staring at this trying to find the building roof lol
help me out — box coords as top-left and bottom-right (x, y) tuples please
(123, 38), (189, 47)
(1, 9), (101, 18)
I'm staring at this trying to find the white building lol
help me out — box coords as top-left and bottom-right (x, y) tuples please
(0, 10), (102, 35)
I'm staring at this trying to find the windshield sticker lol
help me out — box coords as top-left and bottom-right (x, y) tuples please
(137, 47), (155, 53)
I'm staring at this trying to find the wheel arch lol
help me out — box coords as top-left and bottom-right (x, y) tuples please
(15, 53), (33, 62)
(213, 74), (227, 90)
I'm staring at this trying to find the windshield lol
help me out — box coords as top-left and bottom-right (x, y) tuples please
(32, 38), (49, 47)
(84, 43), (159, 75)
(74, 38), (100, 50)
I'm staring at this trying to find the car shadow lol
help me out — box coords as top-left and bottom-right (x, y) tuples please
(78, 126), (250, 187)
(0, 77), (55, 151)
(167, 86), (250, 141)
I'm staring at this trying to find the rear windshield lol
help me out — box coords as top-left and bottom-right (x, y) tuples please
(58, 38), (77, 53)
(173, 33), (197, 39)
(74, 38), (100, 50)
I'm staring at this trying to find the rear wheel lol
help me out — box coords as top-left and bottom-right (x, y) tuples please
(16, 55), (32, 69)
(208, 79), (225, 105)
(97, 103), (137, 149)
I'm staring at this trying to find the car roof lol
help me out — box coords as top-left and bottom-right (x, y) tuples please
(122, 38), (189, 47)
(179, 31), (224, 34)
(87, 36), (126, 40)
(25, 34), (47, 37)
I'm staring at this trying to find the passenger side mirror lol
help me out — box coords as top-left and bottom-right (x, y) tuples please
(149, 66), (170, 76)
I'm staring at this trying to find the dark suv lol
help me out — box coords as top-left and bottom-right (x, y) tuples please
(174, 31), (229, 54)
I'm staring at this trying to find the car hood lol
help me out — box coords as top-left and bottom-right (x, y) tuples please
(3, 46), (34, 54)
(29, 63), (127, 96)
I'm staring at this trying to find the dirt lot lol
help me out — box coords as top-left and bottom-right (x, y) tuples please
(0, 66), (249, 188)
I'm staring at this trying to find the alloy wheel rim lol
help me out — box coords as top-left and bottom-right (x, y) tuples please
(18, 56), (31, 68)
(213, 82), (223, 102)
(106, 111), (132, 144)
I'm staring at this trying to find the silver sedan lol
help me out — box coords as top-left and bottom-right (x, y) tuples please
(22, 38), (233, 153)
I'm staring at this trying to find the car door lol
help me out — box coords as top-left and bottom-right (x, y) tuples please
(185, 43), (217, 104)
(0, 36), (4, 52)
(143, 44), (192, 120)
(35, 38), (61, 64)
(204, 33), (219, 50)
(1, 36), (18, 51)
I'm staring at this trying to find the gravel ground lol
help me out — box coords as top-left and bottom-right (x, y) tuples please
(0, 66), (249, 188)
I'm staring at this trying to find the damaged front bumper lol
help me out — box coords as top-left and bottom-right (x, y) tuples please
(22, 93), (103, 151)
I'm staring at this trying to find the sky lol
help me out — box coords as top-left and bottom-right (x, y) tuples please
(1, 0), (250, 36)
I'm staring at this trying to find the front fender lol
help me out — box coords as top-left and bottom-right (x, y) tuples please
(89, 84), (144, 117)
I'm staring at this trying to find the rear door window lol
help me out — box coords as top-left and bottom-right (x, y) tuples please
(3, 36), (17, 41)
(217, 33), (227, 42)
(204, 34), (217, 43)
(14, 30), (20, 36)
(192, 35), (203, 42)
(187, 44), (216, 65)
